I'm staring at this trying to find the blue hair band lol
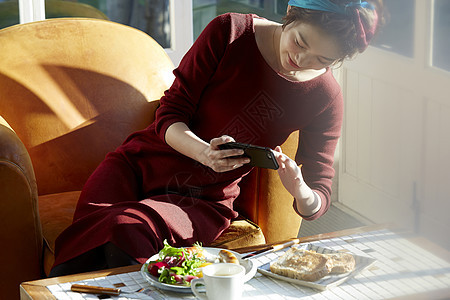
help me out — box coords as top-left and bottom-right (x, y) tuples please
(345, 1), (375, 10)
(288, 0), (374, 16)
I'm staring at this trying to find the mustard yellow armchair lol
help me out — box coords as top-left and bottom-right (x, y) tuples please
(0, 18), (301, 299)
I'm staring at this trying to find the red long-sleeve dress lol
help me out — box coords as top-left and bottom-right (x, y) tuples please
(52, 13), (343, 267)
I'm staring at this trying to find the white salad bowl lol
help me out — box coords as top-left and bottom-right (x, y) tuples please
(140, 247), (256, 293)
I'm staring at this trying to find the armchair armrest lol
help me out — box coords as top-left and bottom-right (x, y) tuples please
(0, 122), (43, 297)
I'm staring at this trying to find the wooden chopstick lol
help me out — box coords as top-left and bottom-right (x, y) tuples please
(242, 238), (300, 259)
(71, 284), (121, 295)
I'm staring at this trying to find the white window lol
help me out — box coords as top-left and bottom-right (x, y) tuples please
(340, 0), (450, 250)
(18, 0), (45, 24)
(14, 0), (192, 67)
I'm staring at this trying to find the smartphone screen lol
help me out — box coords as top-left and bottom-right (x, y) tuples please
(218, 142), (279, 170)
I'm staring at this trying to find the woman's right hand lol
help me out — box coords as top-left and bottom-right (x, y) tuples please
(200, 135), (250, 172)
(165, 123), (249, 173)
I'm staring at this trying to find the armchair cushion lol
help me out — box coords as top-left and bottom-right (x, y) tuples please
(39, 191), (80, 275)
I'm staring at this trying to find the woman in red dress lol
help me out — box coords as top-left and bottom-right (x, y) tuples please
(50, 0), (383, 276)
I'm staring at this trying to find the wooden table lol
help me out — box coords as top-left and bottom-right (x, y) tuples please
(20, 224), (450, 299)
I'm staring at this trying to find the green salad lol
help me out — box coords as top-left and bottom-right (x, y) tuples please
(146, 240), (209, 286)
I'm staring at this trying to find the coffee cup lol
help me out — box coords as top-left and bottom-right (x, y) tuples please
(191, 263), (245, 300)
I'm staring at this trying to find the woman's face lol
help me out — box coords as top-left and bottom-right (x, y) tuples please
(279, 21), (342, 72)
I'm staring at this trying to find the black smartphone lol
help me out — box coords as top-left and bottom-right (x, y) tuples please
(218, 142), (279, 170)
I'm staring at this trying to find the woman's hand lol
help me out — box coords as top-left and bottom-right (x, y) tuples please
(273, 146), (320, 216)
(199, 135), (250, 173)
(165, 123), (249, 173)
(273, 146), (304, 198)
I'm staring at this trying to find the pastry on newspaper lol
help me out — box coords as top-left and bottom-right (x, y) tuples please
(269, 247), (355, 282)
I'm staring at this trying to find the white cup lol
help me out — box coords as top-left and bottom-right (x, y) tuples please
(191, 263), (246, 300)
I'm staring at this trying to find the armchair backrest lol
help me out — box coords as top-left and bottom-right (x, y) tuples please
(0, 18), (174, 195)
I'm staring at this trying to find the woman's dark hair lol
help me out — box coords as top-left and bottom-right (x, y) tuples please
(283, 0), (384, 61)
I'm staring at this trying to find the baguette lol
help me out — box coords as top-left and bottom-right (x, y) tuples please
(219, 249), (240, 264)
(270, 248), (332, 282)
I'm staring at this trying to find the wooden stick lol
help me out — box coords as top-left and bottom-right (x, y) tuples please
(242, 238), (300, 259)
(71, 284), (121, 296)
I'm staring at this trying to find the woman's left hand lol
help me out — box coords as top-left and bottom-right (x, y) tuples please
(273, 146), (303, 199)
(273, 146), (321, 217)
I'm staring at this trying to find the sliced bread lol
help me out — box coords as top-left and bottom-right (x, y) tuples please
(270, 248), (332, 282)
(324, 252), (356, 274)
